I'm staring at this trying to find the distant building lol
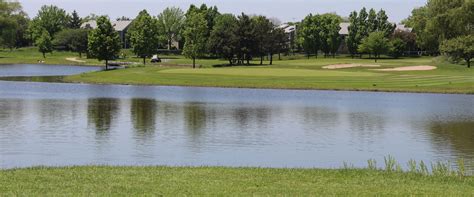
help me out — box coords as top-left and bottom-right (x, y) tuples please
(81, 20), (133, 48)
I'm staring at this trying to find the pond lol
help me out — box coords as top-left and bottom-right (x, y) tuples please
(0, 64), (473, 172)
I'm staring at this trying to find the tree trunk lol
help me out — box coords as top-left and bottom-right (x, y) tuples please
(229, 59), (233, 65)
(79, 52), (82, 58)
(193, 58), (196, 69)
(42, 52), (45, 58)
(105, 59), (108, 70)
(467, 59), (471, 68)
(143, 56), (146, 65)
(270, 54), (273, 65)
(278, 53), (281, 60)
(260, 55), (263, 65)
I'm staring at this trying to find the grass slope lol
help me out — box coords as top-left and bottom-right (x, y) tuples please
(66, 58), (474, 94)
(1, 166), (473, 196)
(2, 48), (473, 94)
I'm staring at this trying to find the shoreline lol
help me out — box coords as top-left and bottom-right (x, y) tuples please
(63, 78), (474, 95)
(0, 75), (472, 95)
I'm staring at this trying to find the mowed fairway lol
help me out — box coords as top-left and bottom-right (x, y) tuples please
(65, 56), (474, 94)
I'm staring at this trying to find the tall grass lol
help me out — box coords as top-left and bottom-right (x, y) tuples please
(350, 156), (469, 178)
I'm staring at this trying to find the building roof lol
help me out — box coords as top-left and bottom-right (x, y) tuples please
(278, 24), (296, 33)
(81, 20), (132, 31)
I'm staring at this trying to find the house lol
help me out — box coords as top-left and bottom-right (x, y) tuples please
(81, 20), (133, 48)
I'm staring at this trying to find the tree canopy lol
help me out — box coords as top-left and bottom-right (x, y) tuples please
(87, 16), (121, 69)
(208, 14), (239, 65)
(358, 31), (391, 62)
(440, 34), (473, 68)
(29, 5), (69, 41)
(128, 10), (160, 64)
(183, 12), (208, 68)
(157, 7), (185, 50)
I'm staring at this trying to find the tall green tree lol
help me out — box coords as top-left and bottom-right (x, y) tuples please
(273, 27), (289, 61)
(346, 11), (359, 57)
(358, 31), (390, 62)
(236, 13), (256, 64)
(36, 30), (52, 58)
(298, 14), (322, 58)
(367, 8), (377, 33)
(208, 14), (239, 65)
(29, 5), (69, 40)
(252, 15), (273, 65)
(185, 4), (220, 53)
(157, 7), (185, 50)
(128, 10), (159, 65)
(320, 13), (342, 57)
(68, 10), (82, 29)
(440, 34), (473, 68)
(87, 16), (121, 69)
(183, 12), (207, 68)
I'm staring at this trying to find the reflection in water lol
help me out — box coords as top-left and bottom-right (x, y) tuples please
(184, 103), (208, 137)
(131, 99), (157, 141)
(428, 121), (474, 160)
(1, 73), (473, 170)
(87, 98), (120, 138)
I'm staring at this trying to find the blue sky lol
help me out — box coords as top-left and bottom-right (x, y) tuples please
(19, 0), (426, 23)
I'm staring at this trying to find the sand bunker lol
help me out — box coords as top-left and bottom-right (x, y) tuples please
(66, 57), (86, 63)
(323, 64), (381, 69)
(372, 65), (437, 71)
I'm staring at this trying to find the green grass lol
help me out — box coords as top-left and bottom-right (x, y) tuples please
(1, 166), (473, 196)
(2, 47), (473, 94)
(66, 57), (474, 94)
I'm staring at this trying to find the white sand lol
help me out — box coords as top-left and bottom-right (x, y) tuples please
(66, 57), (86, 63)
(372, 65), (437, 71)
(323, 64), (381, 69)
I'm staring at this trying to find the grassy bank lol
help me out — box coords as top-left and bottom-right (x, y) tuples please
(1, 166), (472, 195)
(2, 48), (473, 94)
(66, 56), (474, 94)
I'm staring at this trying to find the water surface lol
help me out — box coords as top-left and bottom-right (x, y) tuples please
(0, 64), (473, 172)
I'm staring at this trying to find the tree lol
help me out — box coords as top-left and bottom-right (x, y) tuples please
(185, 4), (220, 53)
(320, 13), (342, 57)
(440, 35), (473, 68)
(236, 13), (256, 65)
(68, 10), (82, 29)
(128, 10), (159, 65)
(208, 14), (239, 65)
(273, 27), (289, 61)
(88, 16), (121, 69)
(376, 9), (395, 37)
(53, 28), (88, 57)
(346, 11), (359, 57)
(36, 30), (52, 58)
(252, 15), (273, 65)
(405, 0), (473, 54)
(298, 14), (322, 58)
(392, 30), (417, 52)
(29, 5), (69, 40)
(157, 7), (185, 50)
(0, 0), (30, 48)
(389, 38), (406, 58)
(183, 12), (207, 68)
(0, 17), (17, 50)
(358, 32), (390, 62)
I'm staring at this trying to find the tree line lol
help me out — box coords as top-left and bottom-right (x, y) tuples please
(1, 0), (471, 68)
